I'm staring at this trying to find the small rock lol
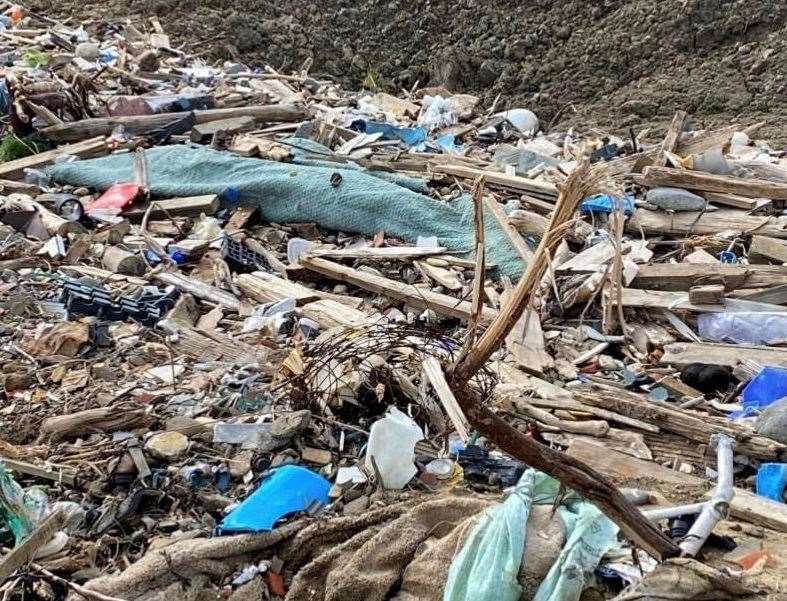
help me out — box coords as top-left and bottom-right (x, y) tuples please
(343, 495), (370, 515)
(301, 446), (333, 465)
(741, 523), (764, 538)
(145, 432), (188, 462)
(137, 49), (159, 72)
(229, 449), (254, 478)
(73, 187), (89, 196)
(677, 462), (694, 474)
(75, 42), (100, 60)
(198, 492), (232, 512)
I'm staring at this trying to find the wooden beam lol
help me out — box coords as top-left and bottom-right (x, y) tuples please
(41, 104), (308, 143)
(632, 263), (787, 291)
(749, 235), (787, 264)
(617, 288), (787, 313)
(431, 163), (558, 199)
(190, 116), (255, 143)
(700, 191), (765, 211)
(483, 197), (534, 265)
(662, 342), (787, 369)
(641, 166), (787, 199)
(300, 256), (499, 324)
(653, 111), (687, 167)
(574, 386), (785, 461)
(236, 271), (362, 309)
(688, 284), (725, 305)
(0, 137), (106, 180)
(422, 357), (470, 441)
(153, 271), (250, 314)
(124, 195), (219, 219)
(568, 438), (787, 533)
(309, 246), (447, 260)
(1, 458), (76, 487)
(628, 209), (787, 239)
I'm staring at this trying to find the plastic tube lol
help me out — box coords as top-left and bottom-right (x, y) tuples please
(679, 434), (736, 556)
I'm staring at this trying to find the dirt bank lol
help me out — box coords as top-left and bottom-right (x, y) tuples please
(31, 0), (787, 142)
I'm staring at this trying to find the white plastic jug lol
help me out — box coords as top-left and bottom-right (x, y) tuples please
(365, 407), (423, 489)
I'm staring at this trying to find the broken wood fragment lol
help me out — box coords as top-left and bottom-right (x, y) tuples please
(653, 110), (687, 167)
(300, 255), (498, 324)
(641, 166), (787, 199)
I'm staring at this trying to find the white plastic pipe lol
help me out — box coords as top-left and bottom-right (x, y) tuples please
(679, 434), (736, 556)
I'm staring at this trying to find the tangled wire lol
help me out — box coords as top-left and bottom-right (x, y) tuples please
(293, 320), (497, 416)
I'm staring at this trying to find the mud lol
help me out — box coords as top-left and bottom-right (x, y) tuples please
(32, 0), (787, 142)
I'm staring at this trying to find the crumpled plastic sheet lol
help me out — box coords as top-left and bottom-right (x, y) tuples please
(443, 469), (618, 601)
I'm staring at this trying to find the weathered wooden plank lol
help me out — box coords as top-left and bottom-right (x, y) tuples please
(653, 111), (687, 167)
(431, 163), (558, 199)
(124, 195), (219, 219)
(627, 209), (787, 239)
(632, 263), (787, 291)
(749, 235), (787, 264)
(300, 256), (499, 324)
(662, 342), (787, 370)
(617, 288), (787, 313)
(0, 137), (106, 180)
(574, 386), (785, 461)
(641, 166), (787, 199)
(41, 105), (307, 143)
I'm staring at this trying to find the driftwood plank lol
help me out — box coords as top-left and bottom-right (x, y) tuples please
(627, 209), (787, 239)
(574, 385), (785, 461)
(661, 342), (787, 370)
(632, 263), (787, 291)
(641, 166), (787, 199)
(300, 256), (499, 324)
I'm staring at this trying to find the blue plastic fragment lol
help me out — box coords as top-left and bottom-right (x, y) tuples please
(350, 119), (427, 148)
(718, 250), (737, 264)
(218, 465), (330, 534)
(756, 463), (787, 502)
(735, 366), (787, 419)
(579, 194), (635, 216)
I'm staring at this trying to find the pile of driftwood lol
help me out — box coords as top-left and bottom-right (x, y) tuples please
(0, 7), (785, 601)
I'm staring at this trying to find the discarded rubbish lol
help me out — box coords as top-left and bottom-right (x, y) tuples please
(0, 11), (783, 598)
(755, 464), (787, 502)
(218, 465), (330, 533)
(365, 407), (423, 489)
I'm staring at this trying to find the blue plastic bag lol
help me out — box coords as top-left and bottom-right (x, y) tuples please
(734, 366), (787, 419)
(350, 119), (427, 148)
(580, 194), (635, 216)
(756, 463), (787, 502)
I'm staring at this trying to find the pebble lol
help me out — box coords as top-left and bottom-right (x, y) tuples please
(145, 431), (189, 462)
(75, 42), (100, 60)
(343, 495), (370, 515)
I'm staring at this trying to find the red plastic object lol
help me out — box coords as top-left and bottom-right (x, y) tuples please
(85, 183), (141, 215)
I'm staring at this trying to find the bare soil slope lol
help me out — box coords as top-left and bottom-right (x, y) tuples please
(32, 0), (787, 141)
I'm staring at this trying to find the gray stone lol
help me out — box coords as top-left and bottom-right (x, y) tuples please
(343, 495), (370, 515)
(75, 42), (100, 60)
(145, 432), (189, 462)
(756, 397), (787, 445)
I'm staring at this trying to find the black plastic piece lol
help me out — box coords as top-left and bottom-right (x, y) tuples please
(59, 276), (179, 326)
(222, 236), (269, 272)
